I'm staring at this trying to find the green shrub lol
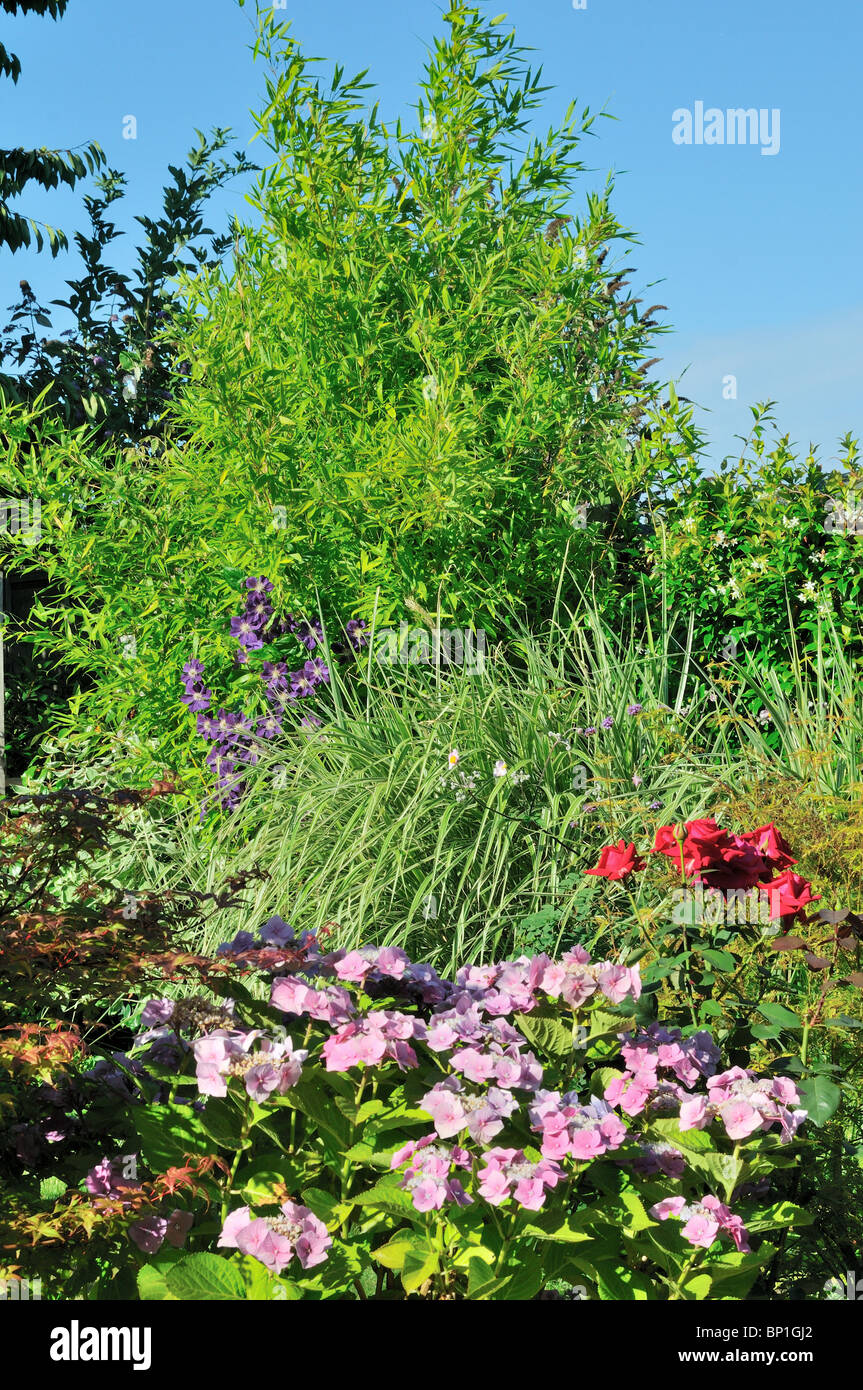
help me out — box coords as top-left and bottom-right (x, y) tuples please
(641, 403), (863, 703)
(168, 2), (673, 628)
(1, 2), (694, 785)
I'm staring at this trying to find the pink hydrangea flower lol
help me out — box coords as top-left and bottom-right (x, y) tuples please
(333, 950), (375, 983)
(604, 1073), (653, 1117)
(420, 1077), (517, 1143)
(390, 1134), (473, 1212)
(476, 1147), (563, 1211)
(193, 1030), (307, 1099)
(270, 975), (356, 1025)
(650, 1194), (750, 1253)
(375, 946), (411, 979)
(449, 1042), (542, 1091)
(529, 1091), (627, 1161)
(219, 1201), (330, 1273)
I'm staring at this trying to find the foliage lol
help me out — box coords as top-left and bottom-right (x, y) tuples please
(0, 0), (105, 257)
(0, 117), (254, 773)
(169, 1), (683, 630)
(640, 403), (863, 706)
(0, 132), (255, 439)
(0, 0), (694, 786)
(0, 783), (268, 1296)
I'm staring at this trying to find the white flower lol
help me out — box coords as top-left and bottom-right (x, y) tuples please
(757, 709), (772, 725)
(632, 773), (643, 788)
(798, 580), (818, 602)
(448, 749), (460, 768)
(493, 760), (508, 779)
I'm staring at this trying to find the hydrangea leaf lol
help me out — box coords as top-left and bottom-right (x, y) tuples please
(796, 1075), (841, 1125)
(354, 1178), (420, 1220)
(494, 1251), (544, 1301)
(301, 1186), (353, 1225)
(137, 1264), (177, 1301)
(401, 1244), (440, 1295)
(742, 1201), (812, 1235)
(131, 1103), (213, 1171)
(165, 1253), (246, 1301)
(514, 1013), (574, 1057)
(290, 1078), (354, 1147)
(198, 1096), (246, 1148)
(466, 1255), (498, 1298)
(595, 1263), (652, 1300)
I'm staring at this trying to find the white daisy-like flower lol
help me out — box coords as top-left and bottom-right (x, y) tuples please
(448, 749), (460, 768)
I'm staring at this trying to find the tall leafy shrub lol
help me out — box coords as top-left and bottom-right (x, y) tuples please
(168, 0), (673, 627)
(3, 1), (687, 780)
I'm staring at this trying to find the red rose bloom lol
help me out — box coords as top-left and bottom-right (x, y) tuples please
(585, 840), (646, 881)
(738, 823), (797, 874)
(653, 819), (772, 890)
(762, 870), (820, 922)
(698, 833), (767, 891)
(651, 824), (704, 876)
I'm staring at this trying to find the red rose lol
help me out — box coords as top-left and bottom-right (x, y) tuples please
(738, 823), (797, 873)
(585, 840), (646, 881)
(762, 870), (820, 922)
(651, 824), (704, 876)
(684, 818), (729, 849)
(698, 833), (767, 891)
(652, 820), (730, 879)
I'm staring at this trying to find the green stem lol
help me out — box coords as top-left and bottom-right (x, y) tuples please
(801, 1019), (811, 1069)
(668, 1247), (704, 1300)
(220, 1106), (253, 1224)
(338, 1068), (367, 1235)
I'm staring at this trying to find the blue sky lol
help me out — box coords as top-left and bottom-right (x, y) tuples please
(2, 0), (861, 465)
